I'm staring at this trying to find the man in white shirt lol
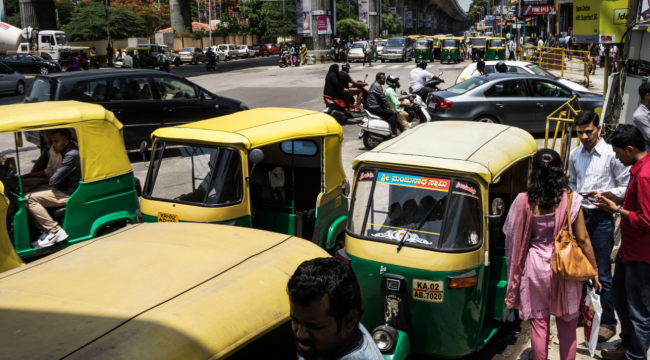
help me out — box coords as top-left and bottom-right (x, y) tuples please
(569, 110), (630, 343)
(508, 38), (516, 60)
(409, 59), (444, 100)
(123, 51), (133, 69)
(362, 40), (372, 67)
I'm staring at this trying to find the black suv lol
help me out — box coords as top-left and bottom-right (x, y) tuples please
(24, 70), (248, 148)
(380, 36), (415, 63)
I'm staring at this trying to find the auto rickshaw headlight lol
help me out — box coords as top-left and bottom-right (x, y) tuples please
(372, 325), (398, 352)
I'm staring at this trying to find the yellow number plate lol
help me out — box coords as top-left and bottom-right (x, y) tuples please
(157, 212), (179, 222)
(412, 279), (444, 303)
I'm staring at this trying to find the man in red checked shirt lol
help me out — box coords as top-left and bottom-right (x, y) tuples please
(593, 125), (650, 360)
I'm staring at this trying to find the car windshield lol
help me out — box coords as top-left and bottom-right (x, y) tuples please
(181, 47), (192, 52)
(352, 43), (364, 48)
(489, 39), (504, 47)
(526, 64), (558, 79)
(472, 38), (486, 46)
(347, 169), (482, 251)
(446, 77), (489, 94)
(25, 78), (57, 103)
(144, 142), (243, 206)
(27, 55), (45, 61)
(376, 41), (387, 46)
(238, 46), (245, 49)
(55, 33), (69, 46)
(219, 46), (228, 50)
(432, 39), (439, 45)
(387, 39), (405, 47)
(252, 45), (260, 49)
(443, 39), (457, 47)
(416, 41), (428, 47)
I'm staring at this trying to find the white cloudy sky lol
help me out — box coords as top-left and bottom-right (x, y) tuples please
(458, 0), (472, 12)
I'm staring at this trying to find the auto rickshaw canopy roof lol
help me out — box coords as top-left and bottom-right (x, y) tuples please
(353, 121), (537, 183)
(152, 107), (347, 194)
(0, 223), (329, 359)
(0, 101), (132, 183)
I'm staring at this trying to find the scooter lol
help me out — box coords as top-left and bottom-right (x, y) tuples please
(205, 58), (217, 71)
(279, 51), (301, 68)
(323, 74), (369, 124)
(358, 71), (443, 150)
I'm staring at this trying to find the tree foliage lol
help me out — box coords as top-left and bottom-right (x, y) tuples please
(258, 1), (296, 41)
(466, 0), (488, 28)
(336, 0), (358, 22)
(337, 19), (367, 40)
(62, 2), (148, 41)
(111, 0), (170, 35)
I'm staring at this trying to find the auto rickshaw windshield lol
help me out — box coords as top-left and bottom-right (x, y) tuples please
(144, 141), (243, 206)
(472, 38), (486, 46)
(490, 39), (504, 47)
(416, 40), (428, 47)
(443, 39), (457, 47)
(347, 168), (482, 251)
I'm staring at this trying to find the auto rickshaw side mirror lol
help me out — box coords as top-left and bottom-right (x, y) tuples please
(246, 149), (264, 180)
(485, 198), (505, 224)
(438, 70), (444, 76)
(139, 141), (149, 166)
(341, 179), (351, 199)
(401, 90), (408, 96)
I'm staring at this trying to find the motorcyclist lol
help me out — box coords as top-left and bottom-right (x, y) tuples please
(206, 47), (217, 69)
(289, 43), (296, 67)
(495, 61), (508, 73)
(409, 59), (444, 100)
(384, 74), (412, 133)
(367, 72), (398, 136)
(339, 62), (367, 111)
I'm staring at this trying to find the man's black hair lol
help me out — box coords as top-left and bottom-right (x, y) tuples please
(638, 81), (650, 101)
(376, 72), (385, 81)
(287, 257), (363, 332)
(477, 60), (485, 69)
(606, 124), (646, 152)
(52, 128), (72, 141)
(574, 110), (600, 127)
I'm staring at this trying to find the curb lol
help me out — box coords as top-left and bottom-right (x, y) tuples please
(313, 55), (333, 65)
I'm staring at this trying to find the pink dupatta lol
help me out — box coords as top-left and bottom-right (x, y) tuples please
(503, 190), (584, 321)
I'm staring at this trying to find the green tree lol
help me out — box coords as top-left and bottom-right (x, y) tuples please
(466, 0), (488, 28)
(337, 18), (367, 40)
(259, 1), (296, 41)
(62, 2), (148, 41)
(6, 13), (20, 28)
(336, 0), (358, 21)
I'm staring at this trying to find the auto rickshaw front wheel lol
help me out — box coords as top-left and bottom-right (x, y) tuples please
(328, 233), (346, 256)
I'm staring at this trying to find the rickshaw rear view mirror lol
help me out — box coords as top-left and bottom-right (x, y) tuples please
(341, 179), (351, 198)
(485, 198), (505, 223)
(438, 70), (444, 76)
(249, 149), (264, 164)
(139, 141), (149, 167)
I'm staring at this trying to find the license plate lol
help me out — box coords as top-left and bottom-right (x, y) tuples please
(412, 279), (444, 303)
(158, 212), (179, 222)
(358, 130), (364, 139)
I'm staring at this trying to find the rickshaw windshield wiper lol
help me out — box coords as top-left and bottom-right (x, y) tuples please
(396, 198), (442, 253)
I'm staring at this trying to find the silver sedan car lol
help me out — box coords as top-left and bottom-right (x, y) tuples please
(0, 62), (27, 95)
(428, 73), (603, 133)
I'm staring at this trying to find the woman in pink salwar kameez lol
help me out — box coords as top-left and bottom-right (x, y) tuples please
(503, 149), (601, 360)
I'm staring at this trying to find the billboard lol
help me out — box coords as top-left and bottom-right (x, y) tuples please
(297, 0), (311, 36)
(359, 0), (369, 28)
(418, 13), (423, 27)
(573, 0), (628, 43)
(0, 0), (4, 22)
(388, 6), (396, 15)
(523, 5), (556, 15)
(405, 11), (413, 28)
(317, 16), (332, 34)
(485, 15), (493, 27)
(522, 0), (554, 5)
(426, 15), (431, 28)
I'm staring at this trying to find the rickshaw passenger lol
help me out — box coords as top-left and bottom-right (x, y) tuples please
(26, 129), (81, 249)
(288, 257), (384, 360)
(23, 130), (62, 189)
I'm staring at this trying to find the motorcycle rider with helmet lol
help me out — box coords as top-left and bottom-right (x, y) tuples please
(206, 47), (217, 70)
(495, 61), (508, 73)
(339, 62), (368, 111)
(409, 59), (444, 100)
(385, 74), (413, 133)
(367, 72), (398, 136)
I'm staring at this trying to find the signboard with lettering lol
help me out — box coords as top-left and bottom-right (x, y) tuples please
(573, 0), (628, 43)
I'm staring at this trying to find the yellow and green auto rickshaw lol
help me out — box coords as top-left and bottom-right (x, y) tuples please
(338, 121), (538, 359)
(0, 222), (330, 359)
(455, 36), (467, 61)
(139, 108), (350, 254)
(440, 37), (462, 64)
(414, 38), (433, 62)
(485, 37), (507, 61)
(0, 102), (140, 259)
(429, 36), (443, 60)
(471, 36), (489, 62)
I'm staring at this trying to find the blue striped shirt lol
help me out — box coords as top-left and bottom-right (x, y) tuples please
(569, 138), (630, 209)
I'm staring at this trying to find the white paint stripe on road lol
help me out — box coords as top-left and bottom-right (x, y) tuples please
(388, 65), (402, 69)
(370, 65), (386, 69)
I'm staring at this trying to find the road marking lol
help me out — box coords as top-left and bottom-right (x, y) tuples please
(370, 65), (386, 68)
(388, 65), (402, 69)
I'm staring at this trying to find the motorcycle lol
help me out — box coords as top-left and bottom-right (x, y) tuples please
(359, 71), (443, 150)
(154, 60), (171, 72)
(206, 58), (217, 71)
(323, 74), (369, 124)
(279, 51), (300, 68)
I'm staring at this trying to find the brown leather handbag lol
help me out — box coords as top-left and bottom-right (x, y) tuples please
(552, 190), (598, 281)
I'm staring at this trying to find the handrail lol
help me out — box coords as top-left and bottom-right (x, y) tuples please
(544, 95), (583, 168)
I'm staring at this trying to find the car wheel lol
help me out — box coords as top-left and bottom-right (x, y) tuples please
(363, 133), (382, 150)
(39, 66), (49, 75)
(474, 115), (499, 124)
(381, 59), (385, 63)
(15, 80), (24, 95)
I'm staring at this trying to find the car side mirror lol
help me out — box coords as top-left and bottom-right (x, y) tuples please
(401, 90), (408, 95)
(139, 141), (149, 166)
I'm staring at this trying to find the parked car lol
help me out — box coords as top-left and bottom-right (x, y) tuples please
(380, 36), (415, 62)
(23, 70), (249, 149)
(428, 73), (602, 133)
(0, 62), (26, 95)
(203, 46), (227, 61)
(265, 43), (280, 55)
(234, 45), (256, 59)
(251, 44), (271, 57)
(178, 47), (206, 65)
(135, 43), (181, 66)
(456, 60), (590, 92)
(0, 53), (62, 75)
(347, 41), (366, 62)
(216, 44), (236, 60)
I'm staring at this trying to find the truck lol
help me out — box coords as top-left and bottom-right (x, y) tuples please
(0, 23), (71, 66)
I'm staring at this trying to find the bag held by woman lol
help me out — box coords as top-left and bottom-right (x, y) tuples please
(552, 190), (598, 281)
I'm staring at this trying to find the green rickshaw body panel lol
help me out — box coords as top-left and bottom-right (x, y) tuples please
(13, 172), (139, 259)
(350, 253), (487, 358)
(415, 48), (431, 61)
(315, 194), (348, 248)
(485, 48), (506, 61)
(381, 330), (411, 360)
(442, 48), (460, 61)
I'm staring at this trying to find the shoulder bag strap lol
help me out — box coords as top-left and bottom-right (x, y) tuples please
(566, 189), (574, 237)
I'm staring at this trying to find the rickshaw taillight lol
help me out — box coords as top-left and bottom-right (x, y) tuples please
(448, 270), (477, 289)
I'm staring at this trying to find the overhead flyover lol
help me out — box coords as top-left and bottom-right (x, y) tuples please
(390, 0), (467, 35)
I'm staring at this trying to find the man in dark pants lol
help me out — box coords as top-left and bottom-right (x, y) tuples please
(570, 111), (630, 343)
(595, 125), (650, 360)
(366, 72), (397, 134)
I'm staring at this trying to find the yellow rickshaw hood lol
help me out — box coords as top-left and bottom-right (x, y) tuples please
(0, 101), (132, 183)
(352, 121), (537, 183)
(0, 223), (329, 359)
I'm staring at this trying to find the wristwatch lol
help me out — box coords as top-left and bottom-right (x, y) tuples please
(615, 206), (623, 217)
